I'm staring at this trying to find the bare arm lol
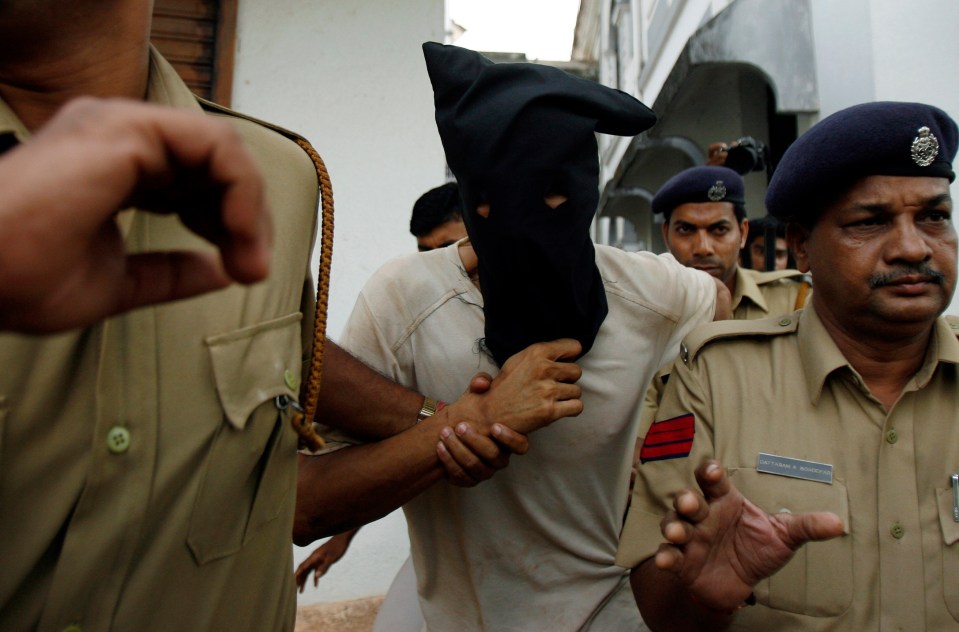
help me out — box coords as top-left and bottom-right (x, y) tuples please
(295, 339), (583, 542)
(316, 341), (426, 440)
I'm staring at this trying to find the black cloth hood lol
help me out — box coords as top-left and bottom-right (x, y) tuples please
(423, 41), (656, 366)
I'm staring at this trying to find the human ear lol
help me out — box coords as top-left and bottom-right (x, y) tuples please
(786, 223), (812, 273)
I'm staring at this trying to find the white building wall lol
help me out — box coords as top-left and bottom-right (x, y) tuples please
(231, 0), (446, 605)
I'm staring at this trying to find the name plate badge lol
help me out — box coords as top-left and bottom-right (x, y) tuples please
(757, 452), (833, 485)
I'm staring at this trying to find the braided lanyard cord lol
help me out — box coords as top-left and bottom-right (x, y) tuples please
(291, 138), (334, 451)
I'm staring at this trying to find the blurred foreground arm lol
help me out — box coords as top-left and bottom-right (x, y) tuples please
(0, 97), (272, 333)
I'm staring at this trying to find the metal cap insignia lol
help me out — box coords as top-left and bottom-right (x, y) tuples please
(911, 126), (940, 167)
(707, 180), (727, 201)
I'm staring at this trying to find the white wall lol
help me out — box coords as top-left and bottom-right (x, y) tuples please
(231, 0), (447, 605)
(233, 0), (449, 339)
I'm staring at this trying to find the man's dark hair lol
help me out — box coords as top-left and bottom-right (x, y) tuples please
(410, 182), (462, 237)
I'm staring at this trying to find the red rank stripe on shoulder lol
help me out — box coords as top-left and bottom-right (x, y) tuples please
(640, 413), (695, 463)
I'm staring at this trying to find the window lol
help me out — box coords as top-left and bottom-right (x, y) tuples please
(150, 0), (238, 105)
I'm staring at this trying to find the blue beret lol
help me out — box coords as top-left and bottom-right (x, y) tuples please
(766, 101), (958, 221)
(651, 166), (745, 216)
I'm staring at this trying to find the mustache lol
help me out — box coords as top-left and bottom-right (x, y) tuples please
(689, 257), (723, 267)
(868, 263), (946, 289)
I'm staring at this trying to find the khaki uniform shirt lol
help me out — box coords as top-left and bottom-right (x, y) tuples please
(731, 267), (810, 320)
(618, 305), (959, 631)
(640, 267), (810, 430)
(0, 50), (319, 631)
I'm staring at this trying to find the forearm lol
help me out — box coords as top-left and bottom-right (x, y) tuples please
(315, 341), (425, 439)
(631, 559), (733, 632)
(294, 411), (453, 543)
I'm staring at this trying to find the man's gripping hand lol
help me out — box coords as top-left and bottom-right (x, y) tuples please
(434, 338), (583, 485)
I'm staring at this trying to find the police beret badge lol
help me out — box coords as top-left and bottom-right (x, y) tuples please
(707, 180), (727, 201)
(911, 126), (939, 167)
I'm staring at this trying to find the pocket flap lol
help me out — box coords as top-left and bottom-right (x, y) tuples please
(729, 467), (851, 534)
(205, 313), (302, 430)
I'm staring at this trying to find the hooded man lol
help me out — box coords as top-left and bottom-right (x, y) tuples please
(305, 42), (726, 631)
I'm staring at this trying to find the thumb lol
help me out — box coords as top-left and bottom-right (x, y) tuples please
(468, 372), (493, 395)
(779, 511), (844, 548)
(543, 337), (583, 361)
(119, 251), (231, 313)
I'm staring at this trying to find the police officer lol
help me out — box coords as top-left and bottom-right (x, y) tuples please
(654, 165), (810, 319)
(0, 3), (583, 630)
(640, 166), (810, 431)
(618, 101), (959, 630)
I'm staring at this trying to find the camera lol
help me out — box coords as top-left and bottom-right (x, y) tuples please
(723, 136), (767, 175)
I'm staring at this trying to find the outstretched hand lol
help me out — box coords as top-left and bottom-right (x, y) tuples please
(654, 460), (844, 611)
(0, 97), (272, 333)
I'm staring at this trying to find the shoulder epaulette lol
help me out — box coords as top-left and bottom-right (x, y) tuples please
(946, 315), (959, 337)
(196, 96), (309, 145)
(680, 311), (801, 365)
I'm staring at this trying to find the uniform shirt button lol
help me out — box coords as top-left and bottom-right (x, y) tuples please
(284, 368), (299, 390)
(778, 317), (792, 326)
(890, 522), (905, 539)
(886, 429), (898, 444)
(106, 426), (131, 454)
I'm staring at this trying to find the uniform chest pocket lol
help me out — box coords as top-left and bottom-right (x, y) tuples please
(728, 468), (853, 618)
(936, 487), (959, 621)
(187, 313), (303, 565)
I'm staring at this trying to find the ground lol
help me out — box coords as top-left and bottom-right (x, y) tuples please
(295, 597), (384, 632)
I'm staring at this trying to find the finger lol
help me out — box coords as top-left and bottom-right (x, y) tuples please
(453, 423), (508, 467)
(549, 360), (583, 384)
(779, 511), (845, 547)
(551, 398), (584, 419)
(491, 423), (529, 455)
(653, 543), (683, 572)
(673, 489), (709, 524)
(662, 516), (693, 545)
(441, 426), (498, 481)
(119, 251), (231, 314)
(539, 337), (583, 361)
(315, 560), (331, 578)
(469, 372), (493, 394)
(436, 440), (479, 487)
(551, 382), (583, 402)
(695, 460), (731, 502)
